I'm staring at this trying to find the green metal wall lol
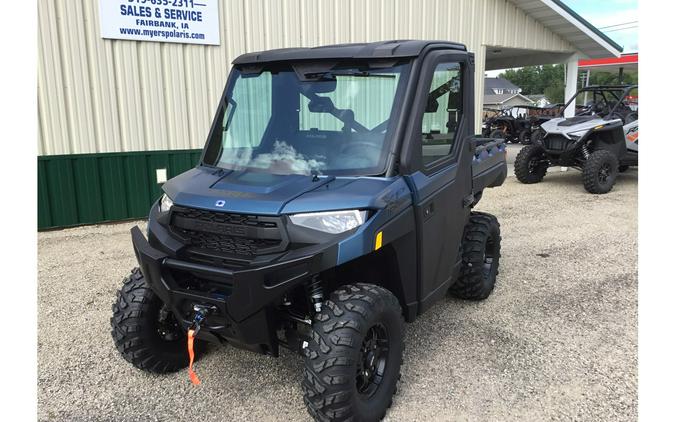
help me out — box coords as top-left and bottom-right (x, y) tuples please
(38, 149), (202, 230)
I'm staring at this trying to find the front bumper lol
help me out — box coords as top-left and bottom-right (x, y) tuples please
(131, 226), (324, 354)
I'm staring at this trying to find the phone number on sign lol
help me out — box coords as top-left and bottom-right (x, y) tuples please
(126, 0), (203, 8)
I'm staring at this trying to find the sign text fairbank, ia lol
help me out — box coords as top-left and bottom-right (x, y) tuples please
(99, 0), (220, 45)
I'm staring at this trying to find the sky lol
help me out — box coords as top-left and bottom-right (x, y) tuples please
(564, 0), (638, 53)
(486, 0), (638, 76)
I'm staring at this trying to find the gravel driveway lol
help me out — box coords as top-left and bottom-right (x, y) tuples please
(38, 170), (638, 421)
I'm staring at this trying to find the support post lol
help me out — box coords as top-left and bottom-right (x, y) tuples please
(583, 69), (591, 105)
(564, 54), (579, 118)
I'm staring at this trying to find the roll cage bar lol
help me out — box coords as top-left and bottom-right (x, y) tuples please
(559, 84), (637, 119)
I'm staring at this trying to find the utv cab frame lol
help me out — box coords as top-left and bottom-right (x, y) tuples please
(110, 40), (507, 422)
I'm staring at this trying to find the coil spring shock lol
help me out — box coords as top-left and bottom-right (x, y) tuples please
(581, 143), (591, 160)
(307, 276), (324, 313)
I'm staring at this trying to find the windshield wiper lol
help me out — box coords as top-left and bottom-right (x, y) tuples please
(305, 70), (395, 80)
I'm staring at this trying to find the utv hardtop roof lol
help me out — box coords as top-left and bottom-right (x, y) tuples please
(232, 40), (467, 65)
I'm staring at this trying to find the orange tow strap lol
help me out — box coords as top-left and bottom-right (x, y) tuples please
(187, 329), (201, 385)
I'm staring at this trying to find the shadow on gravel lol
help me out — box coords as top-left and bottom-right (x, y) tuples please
(526, 169), (638, 192)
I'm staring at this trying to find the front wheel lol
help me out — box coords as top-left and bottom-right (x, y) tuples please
(514, 144), (549, 184)
(490, 129), (505, 139)
(111, 268), (200, 373)
(582, 150), (619, 194)
(302, 284), (404, 422)
(530, 128), (544, 144)
(518, 130), (531, 145)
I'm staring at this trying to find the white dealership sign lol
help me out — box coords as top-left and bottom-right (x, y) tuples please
(99, 0), (220, 45)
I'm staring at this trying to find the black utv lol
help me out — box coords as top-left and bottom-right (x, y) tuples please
(110, 40), (507, 422)
(483, 105), (543, 144)
(514, 85), (638, 194)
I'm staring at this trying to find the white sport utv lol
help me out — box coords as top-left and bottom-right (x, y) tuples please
(514, 85), (638, 194)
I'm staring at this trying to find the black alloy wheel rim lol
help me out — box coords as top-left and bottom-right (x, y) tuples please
(157, 304), (183, 342)
(356, 323), (390, 398)
(482, 234), (496, 278)
(528, 156), (545, 174)
(598, 163), (611, 184)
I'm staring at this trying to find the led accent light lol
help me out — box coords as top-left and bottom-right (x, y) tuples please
(375, 232), (383, 250)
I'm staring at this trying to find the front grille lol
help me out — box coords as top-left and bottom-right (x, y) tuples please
(542, 134), (572, 151)
(178, 229), (281, 256)
(169, 206), (286, 257)
(172, 207), (277, 228)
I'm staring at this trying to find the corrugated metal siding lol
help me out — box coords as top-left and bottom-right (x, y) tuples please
(38, 0), (574, 156)
(37, 150), (201, 229)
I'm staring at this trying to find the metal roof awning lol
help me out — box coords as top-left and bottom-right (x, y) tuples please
(579, 53), (638, 72)
(508, 0), (623, 58)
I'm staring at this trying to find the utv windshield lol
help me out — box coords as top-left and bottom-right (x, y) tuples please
(202, 60), (412, 176)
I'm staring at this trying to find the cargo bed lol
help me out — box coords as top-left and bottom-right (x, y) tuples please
(471, 137), (508, 193)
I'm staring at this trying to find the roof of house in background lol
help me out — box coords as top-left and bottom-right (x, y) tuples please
(528, 94), (549, 101)
(484, 77), (521, 92)
(484, 93), (534, 105)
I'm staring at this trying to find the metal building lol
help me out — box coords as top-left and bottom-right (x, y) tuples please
(37, 0), (621, 229)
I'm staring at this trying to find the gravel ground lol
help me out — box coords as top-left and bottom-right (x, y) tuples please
(38, 168), (638, 422)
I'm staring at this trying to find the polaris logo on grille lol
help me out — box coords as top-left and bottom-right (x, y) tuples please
(215, 200), (226, 207)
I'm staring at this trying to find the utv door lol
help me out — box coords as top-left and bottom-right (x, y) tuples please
(404, 52), (474, 313)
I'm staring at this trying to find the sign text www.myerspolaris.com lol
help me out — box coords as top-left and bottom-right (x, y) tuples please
(99, 0), (220, 45)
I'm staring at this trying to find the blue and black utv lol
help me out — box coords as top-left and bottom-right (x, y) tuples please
(111, 40), (507, 421)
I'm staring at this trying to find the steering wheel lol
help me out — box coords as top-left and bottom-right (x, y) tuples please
(577, 106), (592, 116)
(592, 100), (608, 115)
(369, 119), (390, 134)
(340, 141), (381, 155)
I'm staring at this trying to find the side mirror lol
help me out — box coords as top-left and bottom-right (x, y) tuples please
(425, 98), (439, 113)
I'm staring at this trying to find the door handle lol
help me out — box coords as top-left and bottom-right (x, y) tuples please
(423, 202), (435, 220)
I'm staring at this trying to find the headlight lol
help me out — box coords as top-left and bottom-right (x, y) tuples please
(159, 194), (174, 213)
(289, 210), (367, 234)
(568, 130), (587, 139)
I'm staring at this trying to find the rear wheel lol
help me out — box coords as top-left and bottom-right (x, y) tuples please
(582, 150), (619, 194)
(111, 268), (199, 373)
(302, 284), (404, 422)
(514, 144), (548, 184)
(449, 212), (501, 300)
(625, 112), (638, 123)
(490, 129), (505, 139)
(518, 130), (531, 145)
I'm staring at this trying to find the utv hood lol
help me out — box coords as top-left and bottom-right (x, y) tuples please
(162, 166), (408, 215)
(541, 116), (617, 136)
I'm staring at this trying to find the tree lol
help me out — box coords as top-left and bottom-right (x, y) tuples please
(544, 85), (565, 104)
(498, 64), (565, 102)
(498, 65), (639, 105)
(581, 70), (638, 87)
